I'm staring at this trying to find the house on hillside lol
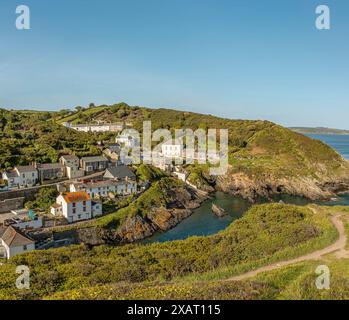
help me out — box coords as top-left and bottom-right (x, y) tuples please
(70, 179), (137, 198)
(2, 166), (38, 189)
(59, 155), (79, 167)
(59, 155), (85, 179)
(104, 165), (136, 181)
(15, 166), (38, 188)
(161, 139), (184, 159)
(50, 191), (102, 223)
(103, 143), (121, 161)
(116, 133), (139, 148)
(35, 163), (65, 181)
(2, 170), (20, 189)
(63, 122), (125, 133)
(0, 226), (35, 259)
(80, 156), (109, 173)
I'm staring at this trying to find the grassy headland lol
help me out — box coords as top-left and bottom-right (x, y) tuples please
(0, 203), (338, 299)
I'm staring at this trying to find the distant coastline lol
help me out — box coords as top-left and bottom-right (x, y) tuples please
(290, 127), (349, 135)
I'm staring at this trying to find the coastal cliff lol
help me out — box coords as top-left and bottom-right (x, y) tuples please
(49, 177), (208, 245)
(100, 181), (207, 243)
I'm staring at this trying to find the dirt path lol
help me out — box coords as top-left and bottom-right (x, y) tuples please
(225, 214), (347, 281)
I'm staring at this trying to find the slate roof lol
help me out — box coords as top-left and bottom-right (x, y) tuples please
(0, 226), (34, 247)
(80, 156), (108, 163)
(3, 170), (18, 178)
(60, 155), (79, 161)
(104, 166), (136, 180)
(15, 165), (37, 173)
(37, 163), (64, 170)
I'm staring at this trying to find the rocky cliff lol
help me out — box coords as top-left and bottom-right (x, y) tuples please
(101, 185), (207, 243)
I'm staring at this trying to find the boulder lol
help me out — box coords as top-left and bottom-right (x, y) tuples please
(212, 204), (227, 217)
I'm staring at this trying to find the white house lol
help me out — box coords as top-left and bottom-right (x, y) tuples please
(161, 139), (183, 159)
(63, 122), (124, 133)
(116, 133), (139, 148)
(2, 170), (21, 189)
(0, 226), (35, 259)
(173, 171), (188, 182)
(70, 179), (137, 198)
(16, 166), (38, 187)
(9, 209), (43, 230)
(50, 191), (102, 223)
(2, 166), (38, 189)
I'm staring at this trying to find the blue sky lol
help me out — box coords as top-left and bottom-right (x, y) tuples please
(0, 0), (348, 128)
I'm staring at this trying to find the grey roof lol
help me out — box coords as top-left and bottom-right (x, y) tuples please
(0, 226), (34, 247)
(37, 163), (64, 170)
(104, 166), (136, 180)
(3, 170), (18, 178)
(107, 144), (121, 152)
(80, 156), (108, 163)
(15, 165), (37, 173)
(60, 154), (79, 161)
(73, 179), (118, 189)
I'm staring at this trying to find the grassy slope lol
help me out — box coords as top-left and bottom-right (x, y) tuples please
(0, 203), (338, 299)
(56, 104), (348, 182)
(0, 109), (103, 168)
(2, 104), (348, 180)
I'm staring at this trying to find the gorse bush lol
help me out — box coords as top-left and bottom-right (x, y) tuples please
(0, 203), (337, 299)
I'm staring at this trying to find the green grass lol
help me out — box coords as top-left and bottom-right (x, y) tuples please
(0, 203), (339, 300)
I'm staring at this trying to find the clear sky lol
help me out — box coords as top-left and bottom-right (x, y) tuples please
(0, 0), (348, 128)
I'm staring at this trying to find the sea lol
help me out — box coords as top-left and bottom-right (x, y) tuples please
(145, 134), (349, 243)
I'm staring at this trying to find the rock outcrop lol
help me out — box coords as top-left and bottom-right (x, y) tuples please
(211, 204), (227, 217)
(91, 185), (208, 244)
(214, 169), (349, 202)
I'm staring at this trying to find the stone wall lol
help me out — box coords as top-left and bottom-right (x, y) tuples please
(0, 187), (39, 202)
(0, 197), (25, 213)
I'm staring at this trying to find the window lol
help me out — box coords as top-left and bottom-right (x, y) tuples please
(72, 202), (76, 208)
(78, 214), (81, 219)
(83, 207), (86, 212)
(23, 245), (27, 251)
(83, 201), (86, 206)
(73, 208), (76, 214)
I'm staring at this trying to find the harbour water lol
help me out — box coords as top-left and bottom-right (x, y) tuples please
(146, 134), (349, 243)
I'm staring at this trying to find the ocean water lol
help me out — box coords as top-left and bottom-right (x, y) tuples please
(145, 134), (349, 243)
(306, 134), (349, 160)
(144, 192), (313, 243)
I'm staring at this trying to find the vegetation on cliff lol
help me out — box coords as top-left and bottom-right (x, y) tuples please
(55, 103), (349, 199)
(0, 109), (104, 169)
(1, 103), (348, 198)
(96, 177), (186, 228)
